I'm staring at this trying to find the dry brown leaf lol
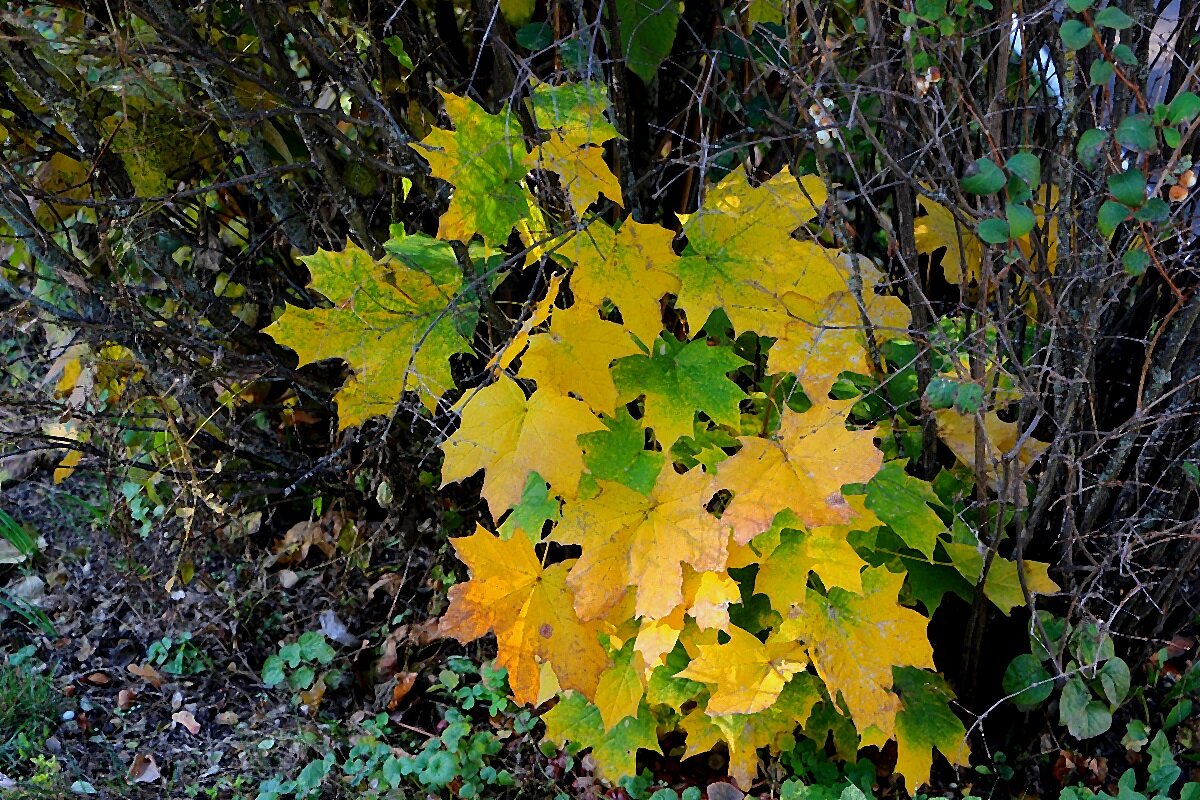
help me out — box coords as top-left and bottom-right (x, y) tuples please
(171, 710), (201, 735)
(127, 663), (164, 689)
(128, 753), (161, 783)
(117, 689), (136, 710)
(82, 671), (111, 686)
(300, 677), (327, 711)
(388, 672), (418, 709)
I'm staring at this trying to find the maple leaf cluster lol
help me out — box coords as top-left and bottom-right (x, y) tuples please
(262, 82), (1059, 793)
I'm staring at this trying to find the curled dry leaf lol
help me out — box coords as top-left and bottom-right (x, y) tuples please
(117, 689), (136, 710)
(128, 753), (161, 783)
(127, 663), (164, 689)
(388, 672), (418, 710)
(171, 710), (201, 735)
(81, 671), (110, 686)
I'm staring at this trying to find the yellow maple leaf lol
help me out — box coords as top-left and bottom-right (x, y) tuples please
(779, 567), (934, 737)
(489, 272), (564, 372)
(440, 525), (606, 704)
(942, 542), (1059, 614)
(671, 169), (845, 332)
(555, 466), (729, 621)
(716, 401), (883, 544)
(685, 571), (742, 632)
(681, 675), (822, 789)
(533, 134), (623, 215)
(519, 304), (641, 414)
(933, 409), (1049, 496)
(754, 523), (868, 612)
(263, 241), (473, 426)
(915, 194), (982, 286)
(593, 643), (644, 730)
(768, 285), (911, 393)
(634, 610), (685, 678)
(676, 625), (807, 715)
(567, 219), (681, 346)
(416, 91), (534, 243)
(440, 376), (604, 516)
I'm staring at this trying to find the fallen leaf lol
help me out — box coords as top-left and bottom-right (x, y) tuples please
(128, 753), (161, 783)
(300, 677), (327, 711)
(388, 672), (418, 709)
(117, 689), (136, 710)
(171, 710), (201, 735)
(126, 663), (164, 689)
(81, 672), (111, 686)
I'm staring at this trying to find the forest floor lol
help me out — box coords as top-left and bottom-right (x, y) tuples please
(1, 468), (1198, 800)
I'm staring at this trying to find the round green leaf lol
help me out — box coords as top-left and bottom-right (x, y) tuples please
(1107, 169), (1147, 207)
(1098, 657), (1131, 707)
(1122, 248), (1150, 276)
(1003, 654), (1054, 709)
(1076, 128), (1109, 170)
(1167, 91), (1200, 124)
(1067, 0), (1095, 9)
(1116, 114), (1156, 151)
(1090, 59), (1114, 86)
(1094, 6), (1134, 29)
(1098, 200), (1131, 237)
(1060, 676), (1113, 739)
(1113, 43), (1137, 64)
(1007, 203), (1037, 237)
(1060, 19), (1094, 50)
(1006, 152), (1042, 188)
(261, 655), (286, 687)
(1134, 197), (1170, 223)
(977, 217), (1011, 244)
(962, 157), (1007, 194)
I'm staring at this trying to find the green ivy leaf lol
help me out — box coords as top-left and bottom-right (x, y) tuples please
(1167, 91), (1200, 124)
(1066, 0), (1095, 9)
(1076, 129), (1109, 170)
(1094, 6), (1134, 29)
(261, 655), (286, 687)
(1005, 152), (1041, 188)
(298, 631), (336, 665)
(1098, 657), (1131, 707)
(1134, 198), (1170, 223)
(961, 157), (1006, 194)
(1097, 200), (1131, 237)
(1113, 43), (1137, 64)
(614, 0), (681, 83)
(1107, 169), (1147, 207)
(1003, 654), (1054, 709)
(1007, 203), (1037, 237)
(288, 665), (316, 691)
(1089, 59), (1114, 86)
(977, 217), (1011, 244)
(1060, 19), (1094, 50)
(1122, 248), (1150, 276)
(1116, 114), (1156, 151)
(1059, 676), (1112, 739)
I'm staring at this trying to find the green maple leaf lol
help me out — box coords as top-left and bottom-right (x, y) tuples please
(892, 667), (970, 791)
(864, 462), (946, 558)
(415, 91), (533, 243)
(497, 473), (560, 542)
(264, 241), (475, 427)
(611, 335), (748, 448)
(542, 692), (660, 781)
(579, 410), (664, 494)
